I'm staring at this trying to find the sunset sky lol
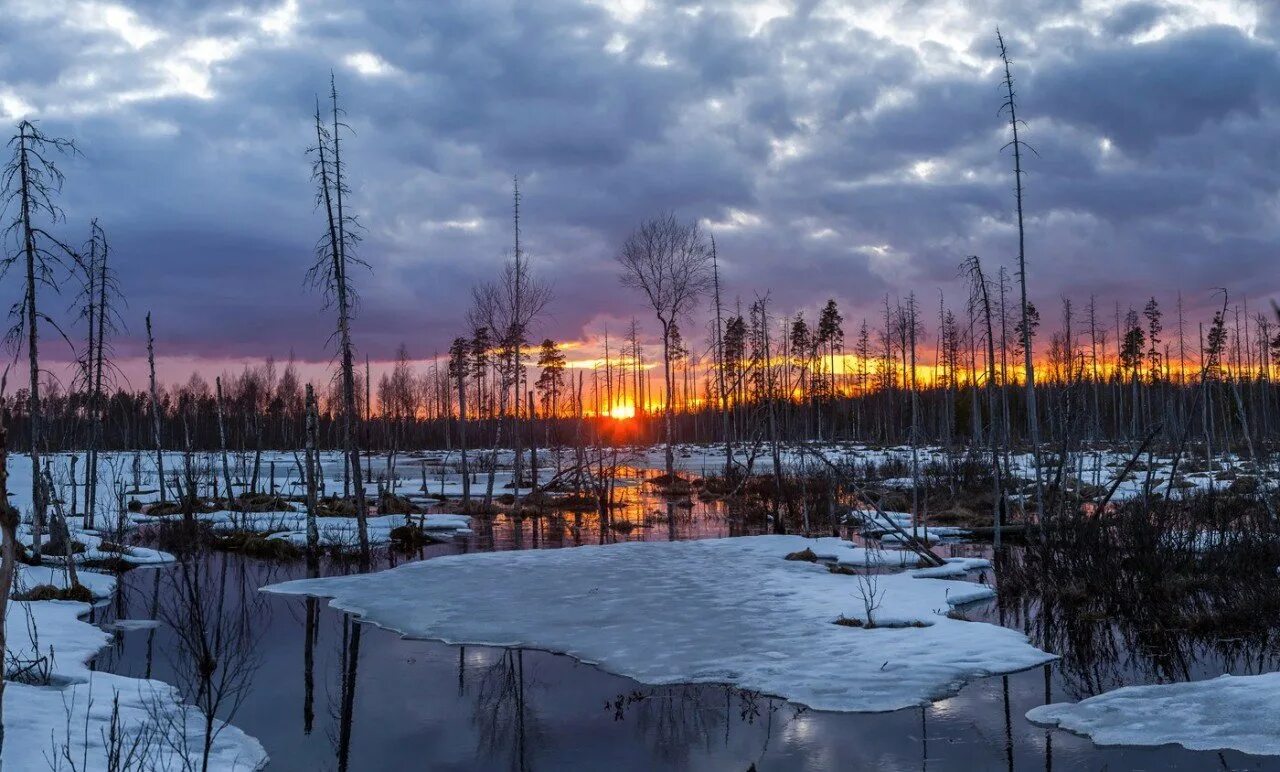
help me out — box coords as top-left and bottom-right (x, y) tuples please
(0, 0), (1276, 388)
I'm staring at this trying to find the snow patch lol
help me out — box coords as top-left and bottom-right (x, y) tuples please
(265, 535), (1053, 712)
(1028, 672), (1280, 756)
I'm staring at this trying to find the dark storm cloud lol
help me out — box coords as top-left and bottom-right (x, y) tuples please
(0, 0), (1273, 371)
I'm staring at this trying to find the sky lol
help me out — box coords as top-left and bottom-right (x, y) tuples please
(0, 0), (1276, 388)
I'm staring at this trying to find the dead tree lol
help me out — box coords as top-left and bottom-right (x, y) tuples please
(965, 256), (1006, 546)
(146, 312), (166, 501)
(76, 219), (121, 529)
(304, 383), (320, 567)
(0, 390), (17, 761)
(997, 30), (1045, 524)
(2, 120), (78, 560)
(448, 337), (472, 510)
(616, 213), (713, 503)
(710, 234), (733, 476)
(468, 240), (550, 509)
(306, 78), (370, 568)
(215, 376), (235, 505)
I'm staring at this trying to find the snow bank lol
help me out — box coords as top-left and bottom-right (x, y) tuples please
(15, 523), (174, 566)
(15, 564), (117, 600)
(1028, 672), (1280, 756)
(131, 509), (471, 550)
(2, 600), (267, 769)
(265, 535), (1054, 712)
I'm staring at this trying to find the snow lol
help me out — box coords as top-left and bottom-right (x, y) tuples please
(133, 509), (472, 548)
(14, 523), (175, 566)
(2, 600), (267, 769)
(1027, 672), (1280, 756)
(15, 564), (117, 600)
(907, 557), (993, 581)
(0, 452), (266, 770)
(265, 534), (1054, 712)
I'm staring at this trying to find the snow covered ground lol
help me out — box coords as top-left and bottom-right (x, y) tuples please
(15, 563), (117, 599)
(0, 455), (268, 770)
(640, 442), (1250, 503)
(14, 521), (175, 566)
(851, 509), (973, 542)
(131, 509), (473, 547)
(265, 534), (1053, 712)
(1028, 673), (1280, 756)
(2, 599), (267, 770)
(6, 443), (1248, 535)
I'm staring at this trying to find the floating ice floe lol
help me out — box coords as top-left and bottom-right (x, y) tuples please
(1028, 672), (1280, 756)
(265, 534), (1053, 712)
(102, 618), (164, 632)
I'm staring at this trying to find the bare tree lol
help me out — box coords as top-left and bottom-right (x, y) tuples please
(448, 337), (472, 510)
(0, 388), (16, 762)
(306, 78), (371, 568)
(304, 383), (320, 567)
(709, 235), (733, 476)
(214, 376), (236, 507)
(158, 553), (263, 772)
(76, 219), (123, 529)
(1, 120), (79, 560)
(145, 312), (165, 502)
(997, 30), (1045, 524)
(616, 213), (713, 494)
(468, 238), (551, 508)
(965, 255), (1005, 546)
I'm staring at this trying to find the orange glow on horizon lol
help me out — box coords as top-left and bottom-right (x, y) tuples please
(609, 403), (636, 420)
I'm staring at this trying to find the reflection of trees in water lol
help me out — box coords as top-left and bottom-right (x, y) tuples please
(331, 616), (362, 772)
(158, 550), (267, 770)
(323, 559), (370, 772)
(469, 648), (544, 771)
(607, 684), (803, 766)
(996, 536), (1280, 700)
(456, 462), (753, 553)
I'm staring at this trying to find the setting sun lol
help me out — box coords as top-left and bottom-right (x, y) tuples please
(608, 404), (636, 420)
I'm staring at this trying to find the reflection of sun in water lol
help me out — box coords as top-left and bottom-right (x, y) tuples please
(609, 404), (636, 420)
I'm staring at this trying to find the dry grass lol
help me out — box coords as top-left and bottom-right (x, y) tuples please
(15, 583), (94, 602)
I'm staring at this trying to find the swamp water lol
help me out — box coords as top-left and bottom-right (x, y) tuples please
(80, 459), (1280, 771)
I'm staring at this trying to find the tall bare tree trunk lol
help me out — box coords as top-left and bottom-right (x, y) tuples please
(512, 180), (523, 511)
(711, 237), (733, 477)
(304, 384), (320, 568)
(19, 128), (45, 560)
(146, 313), (166, 502)
(83, 231), (99, 529)
(312, 82), (369, 567)
(0, 404), (18, 766)
(87, 231), (107, 529)
(998, 30), (1045, 526)
(967, 257), (1005, 547)
(456, 365), (471, 510)
(661, 319), (676, 483)
(215, 377), (236, 508)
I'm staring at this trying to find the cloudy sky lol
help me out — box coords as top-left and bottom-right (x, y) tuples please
(0, 0), (1276, 384)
